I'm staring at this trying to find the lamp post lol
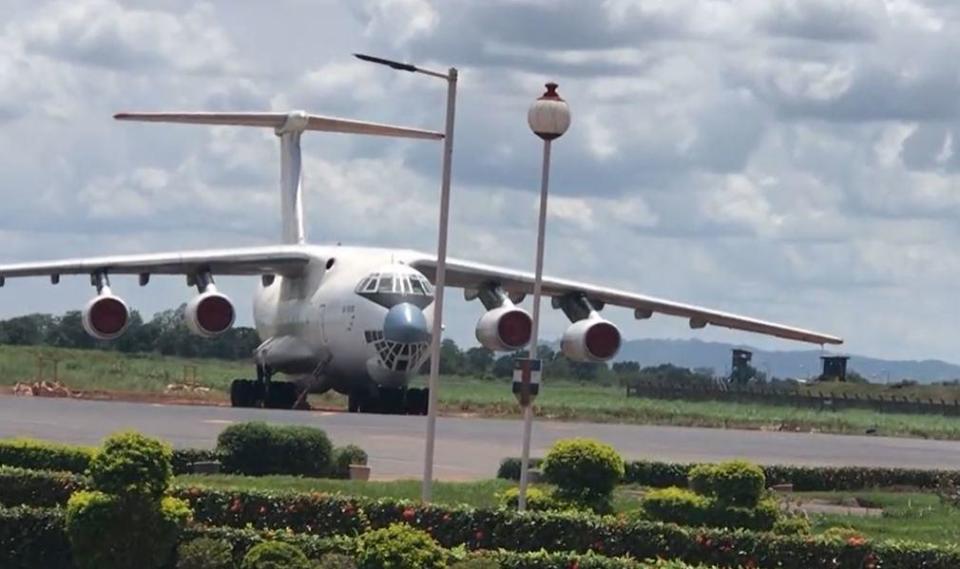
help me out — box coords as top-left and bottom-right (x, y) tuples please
(517, 82), (571, 511)
(354, 53), (458, 503)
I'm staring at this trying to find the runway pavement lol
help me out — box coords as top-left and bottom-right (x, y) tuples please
(1, 395), (958, 480)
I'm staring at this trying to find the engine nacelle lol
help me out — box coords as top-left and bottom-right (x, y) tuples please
(82, 294), (130, 340)
(561, 317), (621, 363)
(185, 291), (236, 338)
(475, 306), (533, 352)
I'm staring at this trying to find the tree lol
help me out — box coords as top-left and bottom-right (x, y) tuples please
(492, 354), (516, 378)
(612, 361), (640, 375)
(463, 347), (494, 377)
(438, 338), (464, 375)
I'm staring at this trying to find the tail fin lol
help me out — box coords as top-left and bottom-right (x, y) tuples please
(115, 110), (444, 244)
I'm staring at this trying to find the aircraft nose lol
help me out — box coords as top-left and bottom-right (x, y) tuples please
(383, 303), (430, 344)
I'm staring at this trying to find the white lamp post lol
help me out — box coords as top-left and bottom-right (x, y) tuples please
(518, 82), (571, 511)
(354, 53), (457, 503)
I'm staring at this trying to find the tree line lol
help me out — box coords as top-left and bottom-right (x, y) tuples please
(0, 306), (260, 360)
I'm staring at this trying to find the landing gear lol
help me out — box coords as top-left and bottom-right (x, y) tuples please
(229, 365), (303, 410)
(347, 387), (429, 415)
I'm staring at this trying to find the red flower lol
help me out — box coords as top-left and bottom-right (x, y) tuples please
(569, 561), (580, 569)
(258, 505), (267, 515)
(229, 499), (242, 513)
(475, 530), (485, 541)
(402, 508), (416, 521)
(847, 536), (867, 547)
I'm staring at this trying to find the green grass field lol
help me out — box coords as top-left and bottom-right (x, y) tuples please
(175, 474), (960, 545)
(4, 344), (960, 440)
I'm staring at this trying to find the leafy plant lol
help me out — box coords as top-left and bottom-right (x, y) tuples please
(332, 445), (369, 479)
(355, 523), (446, 569)
(87, 431), (174, 498)
(317, 553), (358, 568)
(177, 537), (235, 569)
(241, 541), (313, 569)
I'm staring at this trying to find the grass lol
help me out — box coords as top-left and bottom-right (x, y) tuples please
(802, 490), (960, 545)
(175, 473), (960, 545)
(176, 474), (512, 509)
(4, 344), (960, 440)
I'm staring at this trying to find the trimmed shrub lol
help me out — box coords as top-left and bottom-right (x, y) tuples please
(496, 486), (559, 512)
(0, 438), (94, 473)
(773, 515), (812, 536)
(688, 461), (765, 507)
(66, 491), (191, 569)
(449, 557), (502, 569)
(332, 445), (369, 479)
(501, 456), (960, 492)
(172, 448), (223, 475)
(88, 431), (173, 498)
(177, 537), (236, 569)
(241, 541), (313, 569)
(217, 422), (333, 477)
(640, 487), (711, 526)
(355, 523), (446, 569)
(0, 466), (87, 507)
(541, 439), (624, 513)
(0, 505), (73, 569)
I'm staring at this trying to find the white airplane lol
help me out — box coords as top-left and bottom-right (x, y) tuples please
(0, 110), (842, 414)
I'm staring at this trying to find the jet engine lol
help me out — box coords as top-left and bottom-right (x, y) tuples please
(185, 290), (236, 338)
(560, 317), (621, 363)
(82, 294), (130, 340)
(475, 306), (533, 352)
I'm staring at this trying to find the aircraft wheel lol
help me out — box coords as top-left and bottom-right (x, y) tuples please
(265, 382), (298, 409)
(230, 379), (253, 407)
(405, 388), (428, 416)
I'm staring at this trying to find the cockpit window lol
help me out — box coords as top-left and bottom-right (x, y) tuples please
(355, 270), (435, 306)
(378, 276), (394, 293)
(410, 277), (425, 295)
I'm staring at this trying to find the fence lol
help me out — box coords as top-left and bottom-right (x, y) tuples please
(624, 379), (960, 416)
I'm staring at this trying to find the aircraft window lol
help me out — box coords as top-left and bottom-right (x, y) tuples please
(418, 277), (434, 294)
(410, 278), (425, 295)
(363, 278), (378, 293)
(378, 276), (394, 293)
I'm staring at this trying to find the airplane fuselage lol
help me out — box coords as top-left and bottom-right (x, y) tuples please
(252, 245), (435, 395)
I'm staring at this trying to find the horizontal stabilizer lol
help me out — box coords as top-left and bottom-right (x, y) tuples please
(114, 111), (444, 140)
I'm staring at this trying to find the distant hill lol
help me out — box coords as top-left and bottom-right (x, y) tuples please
(613, 338), (960, 383)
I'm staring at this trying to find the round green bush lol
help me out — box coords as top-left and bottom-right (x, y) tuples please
(217, 422), (333, 477)
(541, 438), (624, 501)
(355, 523), (446, 569)
(66, 490), (191, 569)
(496, 486), (558, 511)
(688, 460), (765, 507)
(332, 445), (369, 479)
(88, 432), (173, 498)
(241, 541), (312, 569)
(640, 487), (711, 526)
(177, 537), (235, 569)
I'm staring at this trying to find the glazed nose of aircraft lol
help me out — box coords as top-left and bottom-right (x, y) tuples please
(383, 302), (431, 344)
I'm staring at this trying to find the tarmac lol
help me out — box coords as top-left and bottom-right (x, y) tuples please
(1, 394), (957, 480)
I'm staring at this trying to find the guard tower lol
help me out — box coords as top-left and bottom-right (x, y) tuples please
(820, 355), (850, 382)
(730, 349), (753, 385)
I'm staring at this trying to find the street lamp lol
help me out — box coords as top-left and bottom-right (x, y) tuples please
(354, 53), (458, 503)
(517, 82), (571, 511)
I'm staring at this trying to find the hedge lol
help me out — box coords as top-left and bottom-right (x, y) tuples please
(498, 457), (960, 491)
(5, 470), (960, 568)
(0, 438), (220, 476)
(0, 466), (87, 507)
(0, 506), (710, 569)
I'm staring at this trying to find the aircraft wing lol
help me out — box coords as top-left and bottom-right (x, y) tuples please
(409, 255), (842, 346)
(0, 246), (312, 282)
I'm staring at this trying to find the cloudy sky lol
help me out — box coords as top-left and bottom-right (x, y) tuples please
(0, 0), (958, 362)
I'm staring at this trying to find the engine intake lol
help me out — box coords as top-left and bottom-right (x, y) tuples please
(561, 317), (621, 363)
(82, 294), (130, 340)
(475, 306), (533, 352)
(185, 291), (236, 338)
